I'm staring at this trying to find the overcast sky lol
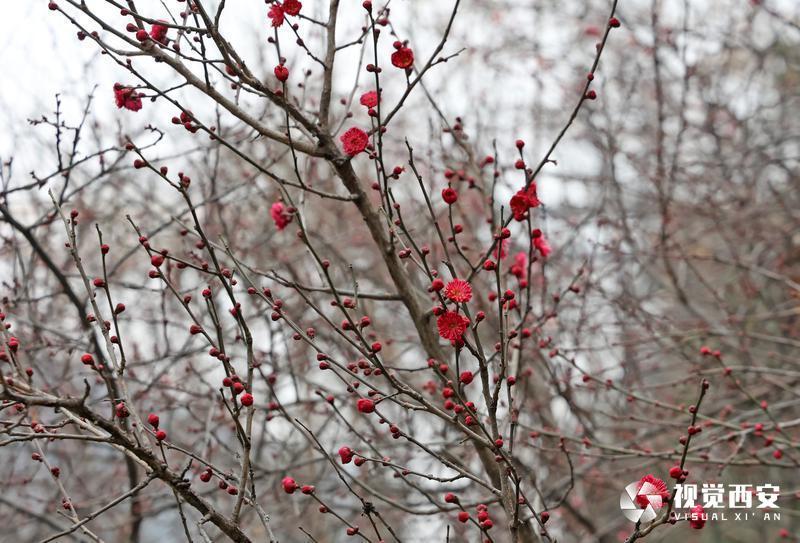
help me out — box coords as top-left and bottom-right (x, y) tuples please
(2, 0), (798, 208)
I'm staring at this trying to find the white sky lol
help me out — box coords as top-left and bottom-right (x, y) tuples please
(2, 0), (798, 202)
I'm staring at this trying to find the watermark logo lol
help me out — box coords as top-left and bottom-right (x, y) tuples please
(619, 480), (781, 523)
(619, 481), (661, 523)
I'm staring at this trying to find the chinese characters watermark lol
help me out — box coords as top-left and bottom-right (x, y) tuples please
(620, 482), (781, 524)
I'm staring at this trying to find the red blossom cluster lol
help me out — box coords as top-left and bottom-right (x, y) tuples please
(510, 183), (540, 221)
(270, 201), (293, 230)
(113, 83), (142, 112)
(268, 0), (302, 27)
(340, 127), (370, 156)
(149, 21), (169, 44)
(391, 42), (414, 69)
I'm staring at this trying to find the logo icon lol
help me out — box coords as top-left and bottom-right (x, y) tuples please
(620, 480), (663, 523)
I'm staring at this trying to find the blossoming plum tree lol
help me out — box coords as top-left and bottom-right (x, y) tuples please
(1, 1), (798, 542)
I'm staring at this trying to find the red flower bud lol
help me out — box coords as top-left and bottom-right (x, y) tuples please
(357, 398), (375, 413)
(282, 476), (298, 494)
(274, 65), (289, 82)
(339, 446), (354, 464)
